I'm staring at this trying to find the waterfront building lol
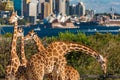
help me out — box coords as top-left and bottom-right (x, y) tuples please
(53, 0), (59, 14)
(53, 0), (66, 15)
(69, 4), (76, 16)
(37, 0), (45, 14)
(28, 1), (37, 24)
(76, 2), (85, 17)
(86, 9), (95, 18)
(65, 0), (70, 16)
(0, 0), (14, 11)
(41, 2), (51, 19)
(69, 1), (85, 17)
(0, 11), (11, 18)
(13, 0), (29, 17)
(0, 0), (14, 18)
(59, 0), (66, 15)
(13, 0), (22, 16)
(26, 0), (30, 4)
(45, 0), (53, 14)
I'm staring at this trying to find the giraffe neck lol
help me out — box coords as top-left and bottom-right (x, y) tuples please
(10, 21), (19, 58)
(33, 35), (46, 52)
(21, 32), (27, 67)
(67, 42), (107, 73)
(48, 41), (107, 73)
(8, 21), (20, 75)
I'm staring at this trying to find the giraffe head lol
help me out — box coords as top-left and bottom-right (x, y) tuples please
(102, 57), (107, 74)
(98, 55), (107, 74)
(9, 11), (18, 23)
(9, 11), (24, 24)
(24, 30), (36, 41)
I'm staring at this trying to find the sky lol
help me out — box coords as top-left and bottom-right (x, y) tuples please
(70, 0), (120, 14)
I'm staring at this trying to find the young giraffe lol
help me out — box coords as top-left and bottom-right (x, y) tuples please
(24, 30), (107, 80)
(25, 30), (80, 80)
(5, 12), (23, 80)
(18, 28), (27, 67)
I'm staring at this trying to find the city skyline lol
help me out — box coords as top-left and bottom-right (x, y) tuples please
(70, 0), (120, 14)
(12, 0), (120, 14)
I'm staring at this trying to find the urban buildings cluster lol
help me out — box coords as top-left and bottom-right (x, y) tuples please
(0, 0), (94, 24)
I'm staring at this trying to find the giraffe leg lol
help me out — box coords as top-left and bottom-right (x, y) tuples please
(52, 72), (59, 80)
(32, 64), (44, 80)
(59, 66), (65, 80)
(58, 57), (66, 80)
(53, 63), (66, 80)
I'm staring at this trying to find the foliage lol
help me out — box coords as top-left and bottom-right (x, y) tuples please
(3, 32), (12, 37)
(0, 32), (120, 80)
(18, 19), (29, 25)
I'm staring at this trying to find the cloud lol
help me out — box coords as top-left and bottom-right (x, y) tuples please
(70, 0), (120, 13)
(110, 2), (120, 5)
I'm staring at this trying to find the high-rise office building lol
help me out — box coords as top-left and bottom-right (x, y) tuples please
(45, 0), (53, 14)
(53, 0), (66, 15)
(76, 2), (85, 16)
(65, 0), (70, 16)
(53, 0), (59, 14)
(59, 0), (66, 15)
(69, 4), (76, 16)
(28, 0), (38, 24)
(23, 0), (28, 17)
(13, 0), (29, 17)
(26, 0), (30, 3)
(41, 2), (51, 18)
(13, 0), (22, 16)
(38, 0), (44, 14)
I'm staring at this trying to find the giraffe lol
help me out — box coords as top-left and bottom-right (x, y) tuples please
(25, 30), (80, 80)
(5, 11), (23, 80)
(24, 30), (66, 80)
(45, 65), (80, 80)
(25, 30), (46, 52)
(18, 28), (27, 67)
(24, 30), (107, 80)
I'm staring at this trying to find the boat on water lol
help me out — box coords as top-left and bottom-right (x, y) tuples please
(103, 19), (120, 27)
(74, 21), (99, 26)
(34, 27), (41, 31)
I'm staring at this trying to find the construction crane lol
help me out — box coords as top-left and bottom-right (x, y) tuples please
(0, 0), (14, 11)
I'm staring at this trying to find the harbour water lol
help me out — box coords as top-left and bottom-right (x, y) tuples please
(1, 24), (120, 38)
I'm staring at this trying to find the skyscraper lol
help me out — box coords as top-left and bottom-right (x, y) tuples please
(23, 0), (28, 17)
(26, 0), (30, 4)
(69, 4), (76, 16)
(28, 0), (38, 24)
(53, 0), (59, 14)
(41, 2), (51, 18)
(38, 0), (44, 14)
(53, 0), (66, 15)
(65, 0), (70, 16)
(59, 0), (66, 15)
(13, 0), (22, 16)
(76, 2), (85, 16)
(45, 0), (53, 14)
